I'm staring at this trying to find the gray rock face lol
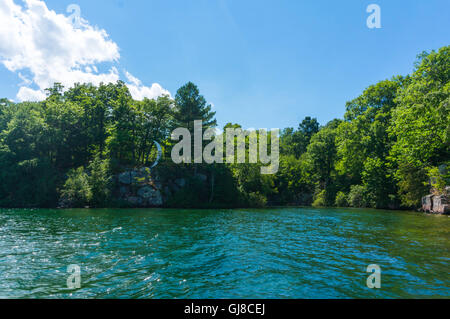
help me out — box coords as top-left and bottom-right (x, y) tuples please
(422, 195), (433, 213)
(422, 193), (450, 214)
(118, 168), (151, 185)
(137, 186), (154, 199)
(137, 186), (162, 206)
(118, 171), (138, 185)
(432, 195), (449, 214)
(149, 189), (163, 206)
(117, 168), (163, 207)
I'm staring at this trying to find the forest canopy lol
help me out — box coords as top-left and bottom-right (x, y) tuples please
(0, 46), (448, 209)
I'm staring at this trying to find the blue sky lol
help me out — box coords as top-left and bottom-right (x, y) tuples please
(0, 0), (449, 129)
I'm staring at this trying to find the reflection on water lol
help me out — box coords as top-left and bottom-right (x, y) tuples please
(0, 207), (448, 298)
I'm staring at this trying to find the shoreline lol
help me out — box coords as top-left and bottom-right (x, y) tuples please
(0, 205), (425, 213)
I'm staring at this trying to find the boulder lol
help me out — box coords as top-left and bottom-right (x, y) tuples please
(138, 167), (152, 181)
(118, 168), (152, 185)
(432, 195), (450, 214)
(422, 195), (434, 213)
(137, 186), (163, 206)
(148, 190), (163, 206)
(137, 186), (154, 199)
(422, 193), (450, 215)
(115, 167), (165, 207)
(118, 171), (138, 185)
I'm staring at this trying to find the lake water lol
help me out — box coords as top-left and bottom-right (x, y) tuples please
(0, 207), (448, 298)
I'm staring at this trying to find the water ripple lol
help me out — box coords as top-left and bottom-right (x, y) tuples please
(0, 207), (449, 298)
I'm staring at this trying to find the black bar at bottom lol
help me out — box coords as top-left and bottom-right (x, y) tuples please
(0, 299), (447, 318)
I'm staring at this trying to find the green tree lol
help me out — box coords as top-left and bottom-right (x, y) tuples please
(306, 120), (341, 205)
(88, 155), (112, 207)
(336, 79), (401, 191)
(347, 185), (369, 208)
(172, 82), (216, 131)
(389, 46), (450, 206)
(134, 96), (173, 165)
(60, 167), (92, 207)
(105, 82), (136, 166)
(280, 117), (319, 158)
(335, 191), (348, 207)
(170, 82), (217, 176)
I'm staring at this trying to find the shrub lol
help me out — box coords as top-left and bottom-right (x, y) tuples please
(166, 176), (208, 208)
(335, 191), (348, 207)
(88, 155), (112, 207)
(247, 192), (267, 208)
(347, 185), (368, 208)
(426, 166), (447, 195)
(312, 189), (326, 207)
(60, 167), (92, 207)
(395, 161), (429, 208)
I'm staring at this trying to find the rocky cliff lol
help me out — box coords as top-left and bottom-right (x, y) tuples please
(116, 168), (163, 207)
(421, 187), (450, 214)
(115, 167), (208, 207)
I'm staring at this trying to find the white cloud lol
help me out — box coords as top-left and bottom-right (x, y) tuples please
(16, 86), (46, 101)
(0, 0), (170, 101)
(125, 71), (171, 100)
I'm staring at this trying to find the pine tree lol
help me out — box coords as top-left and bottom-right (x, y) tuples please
(171, 82), (217, 171)
(172, 82), (216, 133)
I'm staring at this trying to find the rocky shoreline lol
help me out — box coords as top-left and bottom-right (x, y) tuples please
(421, 187), (450, 215)
(115, 167), (207, 207)
(116, 169), (450, 213)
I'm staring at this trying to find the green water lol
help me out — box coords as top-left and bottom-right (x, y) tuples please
(0, 207), (448, 298)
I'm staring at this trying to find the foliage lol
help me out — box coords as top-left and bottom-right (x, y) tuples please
(246, 192), (268, 208)
(312, 189), (326, 207)
(347, 185), (369, 208)
(88, 155), (112, 207)
(281, 117), (320, 157)
(60, 167), (92, 207)
(395, 161), (429, 207)
(389, 46), (450, 205)
(361, 157), (392, 208)
(426, 166), (447, 195)
(0, 46), (448, 209)
(171, 82), (216, 140)
(335, 191), (348, 207)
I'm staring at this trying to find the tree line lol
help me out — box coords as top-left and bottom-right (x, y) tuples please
(0, 46), (448, 209)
